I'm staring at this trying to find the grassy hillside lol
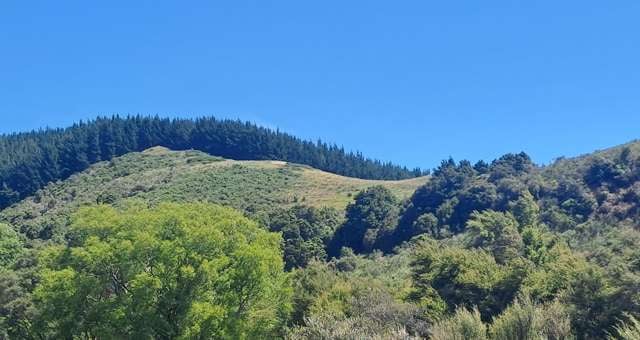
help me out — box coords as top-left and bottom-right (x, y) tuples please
(0, 147), (427, 241)
(0, 116), (425, 209)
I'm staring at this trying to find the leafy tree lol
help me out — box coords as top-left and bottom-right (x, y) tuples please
(554, 180), (596, 223)
(563, 266), (621, 339)
(397, 154), (538, 244)
(489, 152), (535, 181)
(511, 191), (540, 229)
(398, 159), (478, 236)
(412, 213), (440, 238)
(0, 271), (30, 339)
(520, 226), (552, 266)
(32, 203), (291, 339)
(410, 241), (525, 320)
(466, 210), (523, 264)
(0, 223), (22, 267)
(453, 180), (499, 230)
(289, 260), (338, 325)
(0, 248), (39, 340)
(329, 186), (400, 255)
(267, 205), (341, 270)
(584, 156), (626, 189)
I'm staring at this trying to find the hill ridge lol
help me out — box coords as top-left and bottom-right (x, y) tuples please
(0, 115), (425, 209)
(0, 147), (427, 241)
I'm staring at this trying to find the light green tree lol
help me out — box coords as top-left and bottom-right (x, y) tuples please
(0, 223), (22, 268)
(466, 210), (524, 264)
(32, 203), (291, 339)
(511, 191), (540, 229)
(410, 240), (524, 320)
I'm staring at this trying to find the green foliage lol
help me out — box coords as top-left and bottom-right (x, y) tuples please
(287, 314), (415, 340)
(399, 141), (640, 244)
(330, 186), (400, 255)
(396, 154), (537, 244)
(290, 261), (338, 325)
(521, 244), (587, 302)
(267, 205), (342, 270)
(0, 149), (423, 243)
(511, 191), (540, 229)
(289, 280), (427, 339)
(489, 152), (535, 181)
(32, 203), (291, 339)
(430, 307), (487, 340)
(0, 116), (425, 208)
(562, 265), (620, 339)
(489, 297), (573, 340)
(429, 297), (573, 340)
(0, 223), (22, 267)
(609, 315), (640, 340)
(410, 241), (525, 320)
(289, 249), (427, 338)
(520, 225), (552, 265)
(0, 247), (40, 340)
(413, 213), (440, 238)
(0, 269), (35, 339)
(466, 210), (523, 264)
(3, 122), (640, 339)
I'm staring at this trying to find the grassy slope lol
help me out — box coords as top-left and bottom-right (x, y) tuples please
(0, 147), (427, 239)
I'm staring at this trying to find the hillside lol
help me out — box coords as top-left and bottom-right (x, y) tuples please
(0, 146), (427, 241)
(542, 139), (640, 179)
(0, 116), (425, 209)
(3, 139), (640, 339)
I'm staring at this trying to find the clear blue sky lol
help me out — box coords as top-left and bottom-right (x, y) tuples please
(1, 1), (639, 169)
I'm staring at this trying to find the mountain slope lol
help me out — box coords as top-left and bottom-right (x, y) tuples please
(0, 147), (427, 241)
(542, 139), (640, 178)
(0, 116), (425, 209)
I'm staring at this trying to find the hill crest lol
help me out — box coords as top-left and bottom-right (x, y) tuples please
(0, 147), (427, 241)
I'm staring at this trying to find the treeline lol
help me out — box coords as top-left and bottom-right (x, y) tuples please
(0, 115), (424, 209)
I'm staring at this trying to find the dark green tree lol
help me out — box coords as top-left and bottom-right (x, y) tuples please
(267, 205), (341, 270)
(329, 186), (400, 255)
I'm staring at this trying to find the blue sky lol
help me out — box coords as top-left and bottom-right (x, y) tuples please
(1, 1), (639, 169)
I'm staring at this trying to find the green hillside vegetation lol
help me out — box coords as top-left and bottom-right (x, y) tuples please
(23, 203), (290, 339)
(3, 131), (640, 339)
(0, 147), (427, 242)
(0, 116), (425, 209)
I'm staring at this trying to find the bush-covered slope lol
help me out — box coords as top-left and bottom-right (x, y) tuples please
(4, 136), (640, 339)
(0, 115), (425, 209)
(389, 140), (640, 249)
(0, 147), (427, 242)
(312, 140), (640, 339)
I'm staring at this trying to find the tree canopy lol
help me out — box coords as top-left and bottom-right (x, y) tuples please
(329, 186), (400, 255)
(31, 203), (291, 339)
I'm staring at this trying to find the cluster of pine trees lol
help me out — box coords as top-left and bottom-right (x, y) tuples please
(0, 116), (424, 209)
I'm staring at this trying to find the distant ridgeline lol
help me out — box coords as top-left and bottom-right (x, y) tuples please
(0, 116), (424, 209)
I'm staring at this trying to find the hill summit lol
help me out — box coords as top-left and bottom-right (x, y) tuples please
(0, 116), (425, 209)
(0, 147), (427, 241)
